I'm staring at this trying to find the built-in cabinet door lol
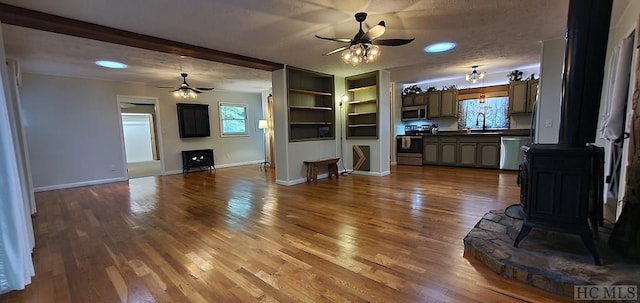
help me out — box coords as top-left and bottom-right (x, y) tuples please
(527, 79), (539, 113)
(427, 92), (441, 118)
(440, 90), (458, 117)
(477, 143), (500, 168)
(414, 94), (427, 106)
(440, 142), (457, 165)
(508, 81), (528, 114)
(458, 143), (477, 166)
(402, 94), (415, 107)
(423, 141), (438, 164)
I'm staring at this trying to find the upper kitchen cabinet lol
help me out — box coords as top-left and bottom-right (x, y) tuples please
(427, 89), (458, 118)
(287, 67), (335, 142)
(346, 71), (378, 139)
(508, 79), (538, 114)
(440, 89), (458, 117)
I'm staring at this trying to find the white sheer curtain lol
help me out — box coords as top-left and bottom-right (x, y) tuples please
(0, 22), (35, 294)
(601, 35), (634, 141)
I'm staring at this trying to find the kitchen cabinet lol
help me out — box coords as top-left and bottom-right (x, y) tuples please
(458, 142), (477, 166)
(528, 79), (539, 113)
(478, 142), (500, 168)
(427, 91), (441, 119)
(418, 134), (501, 168)
(440, 90), (458, 117)
(402, 93), (426, 107)
(423, 137), (439, 164)
(287, 67), (335, 142)
(439, 137), (457, 165)
(427, 89), (458, 118)
(414, 93), (427, 105)
(346, 71), (378, 139)
(509, 79), (538, 114)
(401, 94), (415, 107)
(458, 136), (501, 168)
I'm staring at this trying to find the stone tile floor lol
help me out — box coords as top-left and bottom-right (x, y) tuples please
(464, 210), (640, 299)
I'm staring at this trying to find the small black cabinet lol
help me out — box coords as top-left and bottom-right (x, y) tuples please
(181, 149), (215, 173)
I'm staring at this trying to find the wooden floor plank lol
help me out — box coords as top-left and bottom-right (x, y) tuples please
(0, 165), (574, 302)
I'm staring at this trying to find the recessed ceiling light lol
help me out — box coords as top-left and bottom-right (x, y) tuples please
(95, 60), (128, 69)
(424, 42), (456, 53)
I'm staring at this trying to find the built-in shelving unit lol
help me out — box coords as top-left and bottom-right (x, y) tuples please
(345, 72), (378, 139)
(287, 67), (335, 141)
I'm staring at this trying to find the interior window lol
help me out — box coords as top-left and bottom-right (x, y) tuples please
(457, 97), (510, 130)
(219, 103), (248, 136)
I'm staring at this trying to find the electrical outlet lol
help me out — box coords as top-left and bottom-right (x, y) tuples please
(545, 119), (553, 128)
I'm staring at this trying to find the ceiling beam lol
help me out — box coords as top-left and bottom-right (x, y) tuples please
(0, 3), (284, 72)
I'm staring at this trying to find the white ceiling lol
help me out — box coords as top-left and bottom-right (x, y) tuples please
(0, 0), (631, 93)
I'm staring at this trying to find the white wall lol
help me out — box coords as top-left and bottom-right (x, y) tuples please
(272, 68), (341, 185)
(535, 38), (565, 144)
(19, 73), (265, 190)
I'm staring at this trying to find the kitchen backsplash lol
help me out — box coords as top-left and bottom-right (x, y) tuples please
(401, 114), (532, 132)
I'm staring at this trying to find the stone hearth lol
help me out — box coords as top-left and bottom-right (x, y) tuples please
(463, 210), (640, 298)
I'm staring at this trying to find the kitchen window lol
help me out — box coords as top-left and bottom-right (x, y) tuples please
(457, 97), (510, 130)
(219, 103), (248, 136)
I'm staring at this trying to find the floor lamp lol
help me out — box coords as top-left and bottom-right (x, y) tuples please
(258, 119), (270, 169)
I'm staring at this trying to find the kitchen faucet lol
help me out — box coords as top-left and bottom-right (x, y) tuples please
(476, 113), (486, 131)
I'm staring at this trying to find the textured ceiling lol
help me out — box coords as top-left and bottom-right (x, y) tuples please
(0, 0), (630, 93)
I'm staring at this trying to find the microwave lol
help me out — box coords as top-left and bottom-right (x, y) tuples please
(401, 105), (427, 121)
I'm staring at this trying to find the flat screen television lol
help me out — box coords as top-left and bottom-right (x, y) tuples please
(177, 103), (210, 138)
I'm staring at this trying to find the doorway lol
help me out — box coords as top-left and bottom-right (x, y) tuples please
(117, 96), (164, 179)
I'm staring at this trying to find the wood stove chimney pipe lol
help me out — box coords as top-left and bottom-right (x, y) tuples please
(558, 0), (613, 145)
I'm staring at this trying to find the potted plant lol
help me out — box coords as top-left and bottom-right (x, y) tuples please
(507, 70), (523, 82)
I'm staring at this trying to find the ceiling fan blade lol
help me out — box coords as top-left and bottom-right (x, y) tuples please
(196, 87), (215, 91)
(191, 88), (203, 94)
(324, 45), (350, 56)
(362, 21), (386, 41)
(157, 86), (174, 89)
(373, 38), (415, 46)
(314, 35), (352, 43)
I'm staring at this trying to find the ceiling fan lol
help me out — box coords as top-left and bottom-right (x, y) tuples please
(315, 12), (414, 65)
(159, 73), (214, 98)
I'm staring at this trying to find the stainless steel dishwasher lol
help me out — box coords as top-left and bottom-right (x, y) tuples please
(500, 136), (531, 170)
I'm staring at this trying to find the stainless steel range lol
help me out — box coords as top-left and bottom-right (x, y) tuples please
(397, 124), (433, 165)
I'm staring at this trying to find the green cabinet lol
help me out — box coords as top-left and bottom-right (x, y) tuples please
(440, 90), (458, 117)
(423, 137), (439, 164)
(427, 89), (458, 118)
(477, 142), (500, 168)
(421, 135), (501, 169)
(458, 142), (477, 166)
(439, 137), (458, 165)
(508, 79), (538, 114)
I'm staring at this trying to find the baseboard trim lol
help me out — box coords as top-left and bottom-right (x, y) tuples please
(276, 172), (339, 186)
(163, 160), (264, 176)
(34, 176), (128, 192)
(350, 170), (391, 177)
(275, 178), (306, 186)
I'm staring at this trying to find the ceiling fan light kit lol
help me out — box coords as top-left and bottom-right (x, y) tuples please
(316, 12), (414, 66)
(161, 73), (214, 98)
(341, 44), (380, 65)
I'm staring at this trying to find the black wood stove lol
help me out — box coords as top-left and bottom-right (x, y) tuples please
(513, 0), (612, 265)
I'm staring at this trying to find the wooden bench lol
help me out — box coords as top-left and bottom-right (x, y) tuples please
(304, 157), (340, 183)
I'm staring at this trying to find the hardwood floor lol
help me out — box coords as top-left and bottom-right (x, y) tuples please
(1, 165), (573, 303)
